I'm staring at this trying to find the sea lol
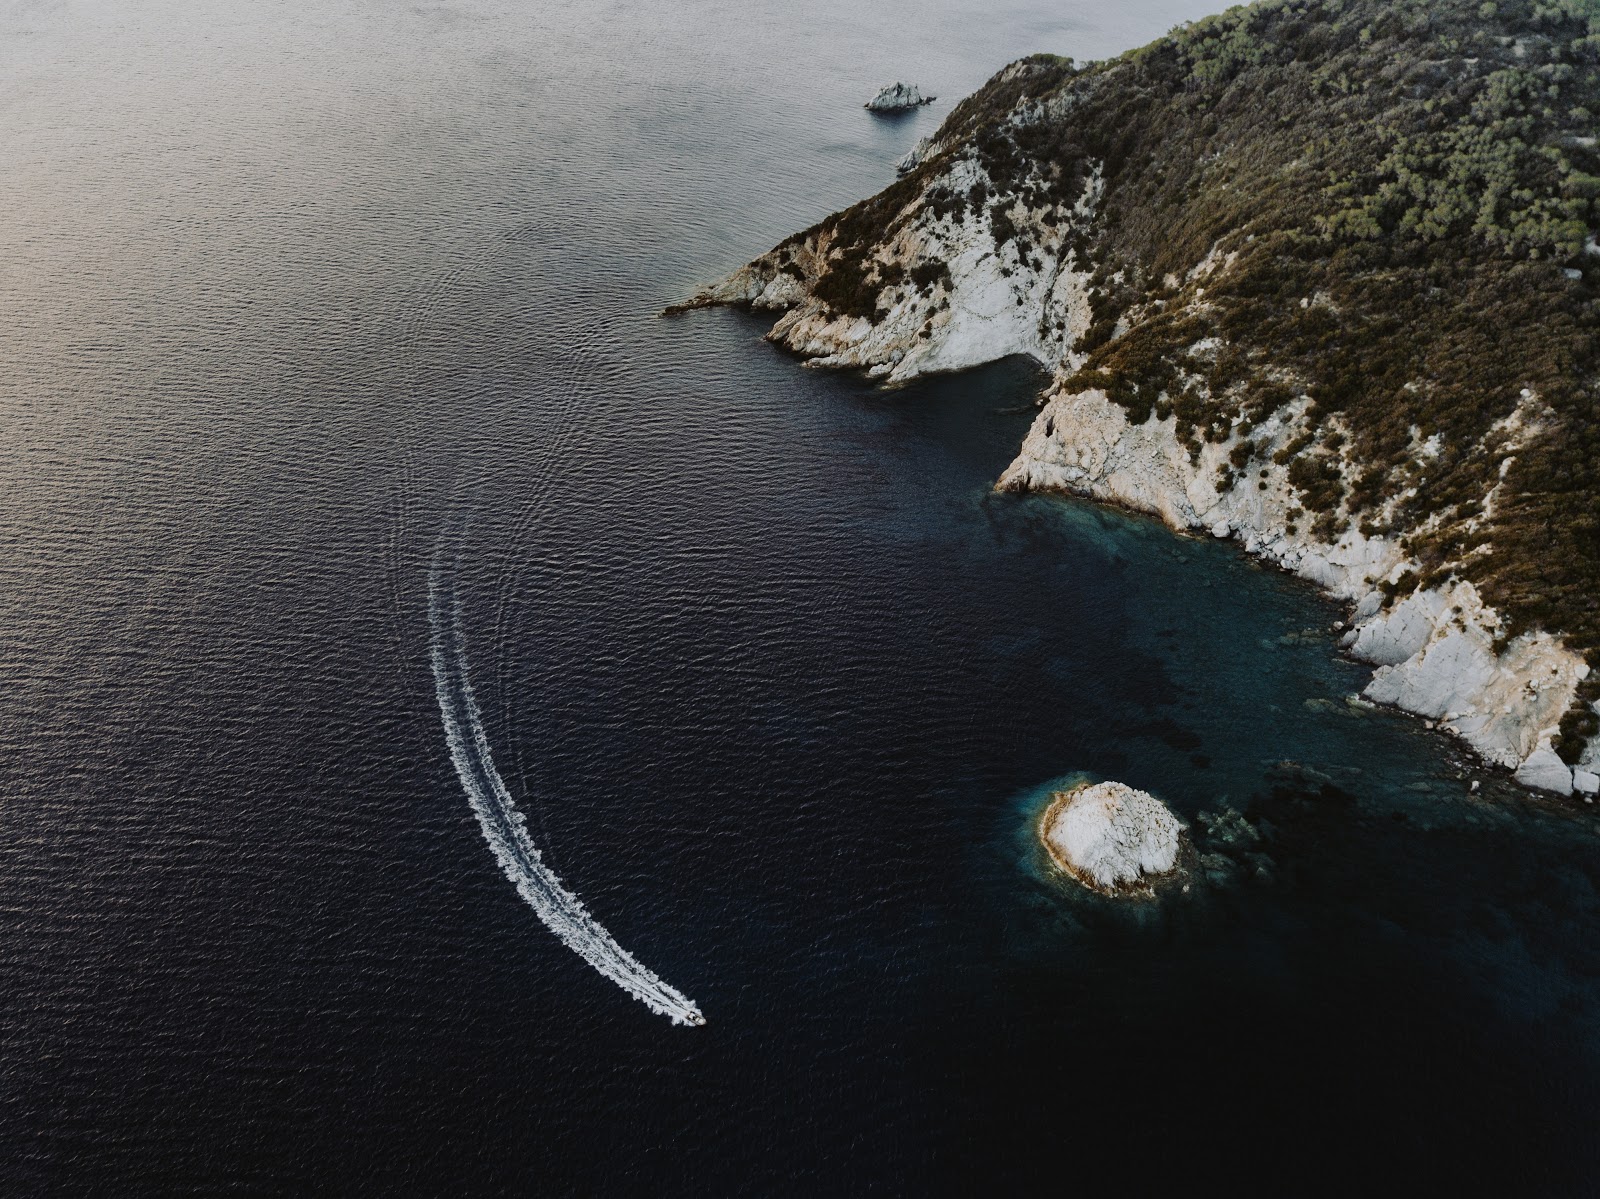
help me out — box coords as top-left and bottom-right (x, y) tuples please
(2, 0), (1598, 1191)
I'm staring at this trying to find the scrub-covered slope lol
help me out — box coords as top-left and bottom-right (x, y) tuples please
(682, 0), (1600, 793)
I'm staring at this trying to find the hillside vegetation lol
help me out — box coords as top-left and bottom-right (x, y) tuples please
(788, 0), (1600, 759)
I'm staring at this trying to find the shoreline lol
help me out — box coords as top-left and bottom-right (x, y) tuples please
(997, 386), (1595, 799)
(690, 261), (1595, 798)
(1001, 474), (1530, 789)
(678, 291), (1595, 800)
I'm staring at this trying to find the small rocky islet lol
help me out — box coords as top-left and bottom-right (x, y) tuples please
(1038, 781), (1185, 896)
(864, 82), (935, 111)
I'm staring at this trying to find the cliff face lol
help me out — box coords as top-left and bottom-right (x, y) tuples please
(681, 1), (1600, 795)
(999, 387), (1592, 787)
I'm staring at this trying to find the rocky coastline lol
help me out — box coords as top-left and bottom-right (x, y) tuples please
(679, 215), (1599, 796)
(675, 9), (1600, 798)
(998, 388), (1598, 797)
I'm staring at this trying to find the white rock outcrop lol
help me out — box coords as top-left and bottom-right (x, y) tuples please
(1514, 744), (1575, 796)
(896, 135), (941, 175)
(866, 82), (934, 111)
(1041, 781), (1184, 893)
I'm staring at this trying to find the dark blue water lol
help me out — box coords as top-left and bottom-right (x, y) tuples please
(3, 0), (1599, 1192)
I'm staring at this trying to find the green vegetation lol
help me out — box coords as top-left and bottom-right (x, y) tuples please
(789, 0), (1600, 756)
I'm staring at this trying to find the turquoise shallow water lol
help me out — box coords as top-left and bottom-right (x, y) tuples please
(2, 0), (1599, 1192)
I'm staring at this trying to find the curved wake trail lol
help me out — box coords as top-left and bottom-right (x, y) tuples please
(428, 568), (705, 1027)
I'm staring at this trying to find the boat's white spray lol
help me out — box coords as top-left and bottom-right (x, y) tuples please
(428, 565), (705, 1027)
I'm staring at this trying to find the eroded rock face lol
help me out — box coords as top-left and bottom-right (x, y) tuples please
(1041, 781), (1184, 894)
(998, 387), (1591, 792)
(895, 135), (939, 175)
(866, 82), (934, 111)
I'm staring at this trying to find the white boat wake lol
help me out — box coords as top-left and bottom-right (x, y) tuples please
(428, 566), (705, 1027)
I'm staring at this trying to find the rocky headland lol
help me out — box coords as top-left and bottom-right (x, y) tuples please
(679, 0), (1600, 796)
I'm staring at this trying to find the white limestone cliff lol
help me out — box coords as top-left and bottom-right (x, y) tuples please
(997, 385), (1593, 790)
(895, 135), (942, 175)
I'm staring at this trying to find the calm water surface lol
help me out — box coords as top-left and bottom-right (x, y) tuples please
(3, 0), (1598, 1192)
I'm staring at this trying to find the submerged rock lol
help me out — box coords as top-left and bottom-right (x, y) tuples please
(1196, 807), (1260, 849)
(1040, 781), (1185, 894)
(865, 82), (934, 111)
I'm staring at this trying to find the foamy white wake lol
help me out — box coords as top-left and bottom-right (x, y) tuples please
(428, 569), (705, 1026)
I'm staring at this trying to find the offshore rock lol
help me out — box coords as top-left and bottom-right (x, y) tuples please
(866, 82), (934, 111)
(1040, 781), (1184, 894)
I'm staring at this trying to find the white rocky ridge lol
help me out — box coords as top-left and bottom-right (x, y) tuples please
(866, 82), (934, 111)
(1040, 781), (1184, 893)
(681, 97), (1600, 796)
